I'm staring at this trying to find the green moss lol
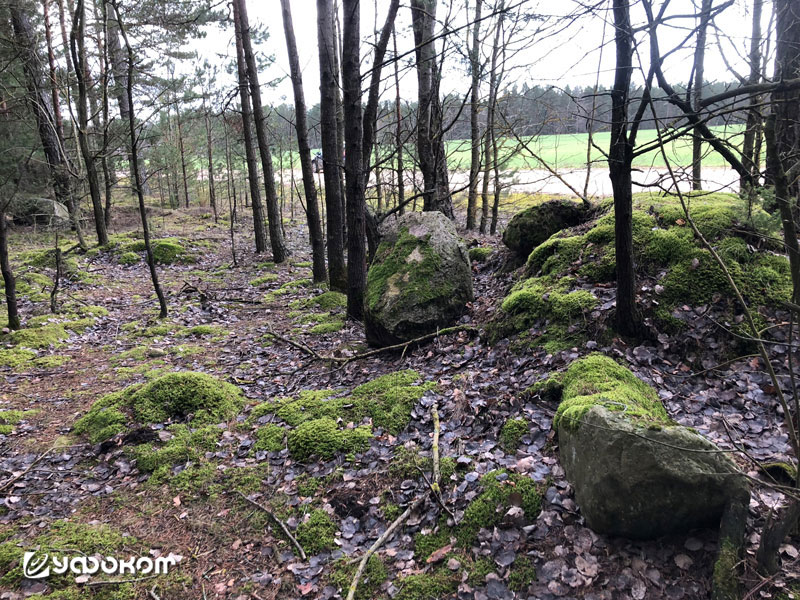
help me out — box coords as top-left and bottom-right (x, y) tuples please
(456, 470), (542, 547)
(295, 474), (321, 497)
(330, 555), (387, 600)
(414, 527), (452, 562)
(73, 372), (244, 444)
(129, 372), (244, 425)
(183, 324), (226, 339)
(132, 424), (222, 489)
(254, 423), (285, 452)
(500, 418), (528, 452)
(712, 540), (740, 600)
(250, 274), (279, 286)
(305, 291), (347, 310)
(468, 246), (493, 262)
(287, 418), (371, 462)
(118, 251), (140, 265)
(467, 556), (496, 586)
(394, 569), (459, 600)
(350, 371), (435, 434)
(309, 320), (345, 335)
(366, 228), (452, 312)
(0, 409), (36, 435)
(122, 238), (190, 264)
(554, 353), (673, 431)
(3, 322), (69, 349)
(508, 556), (537, 592)
(0, 348), (36, 369)
(295, 509), (337, 555)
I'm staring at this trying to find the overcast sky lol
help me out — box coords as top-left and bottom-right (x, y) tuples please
(192, 0), (768, 107)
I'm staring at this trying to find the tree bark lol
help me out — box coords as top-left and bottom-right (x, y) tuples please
(741, 0), (764, 193)
(70, 0), (109, 246)
(610, 0), (640, 337)
(466, 0), (482, 230)
(10, 0), (87, 250)
(175, 100), (191, 208)
(317, 0), (347, 291)
(111, 0), (168, 318)
(480, 4), (502, 234)
(280, 0), (327, 283)
(235, 0), (289, 263)
(231, 0), (269, 254)
(410, 0), (454, 218)
(0, 208), (20, 331)
(341, 0), (367, 320)
(393, 26), (405, 215)
(691, 0), (712, 191)
(203, 99), (218, 222)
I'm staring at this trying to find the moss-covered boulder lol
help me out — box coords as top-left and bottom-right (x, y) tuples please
(365, 212), (473, 347)
(555, 354), (748, 538)
(502, 199), (587, 258)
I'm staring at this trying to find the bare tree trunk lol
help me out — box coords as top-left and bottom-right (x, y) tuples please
(741, 0), (764, 193)
(70, 0), (108, 246)
(466, 0), (482, 230)
(99, 0), (114, 228)
(280, 0), (327, 283)
(610, 0), (640, 336)
(175, 101), (191, 208)
(342, 0), (366, 320)
(42, 0), (64, 138)
(480, 5), (502, 234)
(333, 0), (347, 230)
(691, 0), (712, 191)
(0, 208), (19, 331)
(317, 0), (347, 291)
(235, 0), (289, 263)
(111, 0), (167, 318)
(204, 98), (218, 222)
(410, 0), (454, 218)
(393, 26), (405, 215)
(231, 0), (268, 254)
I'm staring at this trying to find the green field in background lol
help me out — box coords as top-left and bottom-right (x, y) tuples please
(444, 125), (746, 171)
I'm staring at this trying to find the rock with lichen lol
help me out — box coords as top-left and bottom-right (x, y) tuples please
(502, 199), (587, 258)
(554, 354), (748, 538)
(364, 212), (473, 347)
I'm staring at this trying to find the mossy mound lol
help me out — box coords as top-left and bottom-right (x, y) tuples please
(553, 353), (673, 431)
(118, 251), (140, 265)
(500, 417), (529, 451)
(248, 370), (434, 462)
(120, 238), (192, 264)
(73, 371), (244, 444)
(456, 470), (542, 547)
(295, 509), (338, 554)
(468, 246), (493, 262)
(494, 192), (790, 344)
(0, 348), (36, 369)
(0, 409), (37, 435)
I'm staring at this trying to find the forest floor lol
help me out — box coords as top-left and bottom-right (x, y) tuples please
(0, 201), (797, 600)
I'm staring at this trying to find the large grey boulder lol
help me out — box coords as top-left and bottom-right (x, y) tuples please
(364, 212), (473, 347)
(553, 353), (748, 539)
(502, 199), (587, 258)
(559, 407), (748, 538)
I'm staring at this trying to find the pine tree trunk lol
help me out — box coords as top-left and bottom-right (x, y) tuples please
(231, 0), (269, 254)
(280, 0), (327, 283)
(317, 0), (347, 291)
(70, 0), (108, 246)
(235, 0), (289, 263)
(393, 26), (405, 215)
(111, 1), (168, 318)
(204, 100), (218, 222)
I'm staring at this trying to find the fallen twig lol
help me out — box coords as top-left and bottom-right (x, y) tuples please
(264, 324), (479, 366)
(0, 447), (55, 493)
(236, 491), (307, 560)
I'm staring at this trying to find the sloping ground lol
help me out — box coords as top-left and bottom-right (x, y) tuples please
(0, 203), (797, 600)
